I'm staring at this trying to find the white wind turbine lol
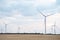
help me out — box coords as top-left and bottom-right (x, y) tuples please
(37, 9), (56, 34)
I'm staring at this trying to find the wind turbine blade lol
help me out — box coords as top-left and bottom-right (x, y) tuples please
(47, 13), (56, 17)
(37, 9), (45, 16)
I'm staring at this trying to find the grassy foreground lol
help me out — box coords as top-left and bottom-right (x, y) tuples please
(0, 33), (60, 40)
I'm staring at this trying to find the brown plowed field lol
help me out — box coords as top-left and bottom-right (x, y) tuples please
(0, 34), (60, 40)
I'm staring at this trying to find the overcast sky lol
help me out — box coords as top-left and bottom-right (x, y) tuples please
(0, 0), (60, 34)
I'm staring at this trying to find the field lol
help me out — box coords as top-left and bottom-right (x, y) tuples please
(0, 33), (60, 40)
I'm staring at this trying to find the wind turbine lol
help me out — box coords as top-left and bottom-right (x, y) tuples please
(17, 26), (20, 33)
(5, 24), (7, 33)
(51, 22), (56, 34)
(1, 26), (3, 33)
(38, 10), (56, 34)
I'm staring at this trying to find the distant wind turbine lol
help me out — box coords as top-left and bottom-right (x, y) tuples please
(1, 27), (3, 33)
(51, 22), (56, 34)
(5, 24), (7, 33)
(17, 26), (20, 33)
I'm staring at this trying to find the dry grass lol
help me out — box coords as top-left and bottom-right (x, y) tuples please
(0, 34), (60, 40)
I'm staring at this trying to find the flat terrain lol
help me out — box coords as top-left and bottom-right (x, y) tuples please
(0, 34), (60, 40)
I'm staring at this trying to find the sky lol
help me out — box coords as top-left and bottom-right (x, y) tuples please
(0, 0), (60, 34)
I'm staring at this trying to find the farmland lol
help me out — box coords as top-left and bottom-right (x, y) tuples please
(0, 33), (60, 40)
